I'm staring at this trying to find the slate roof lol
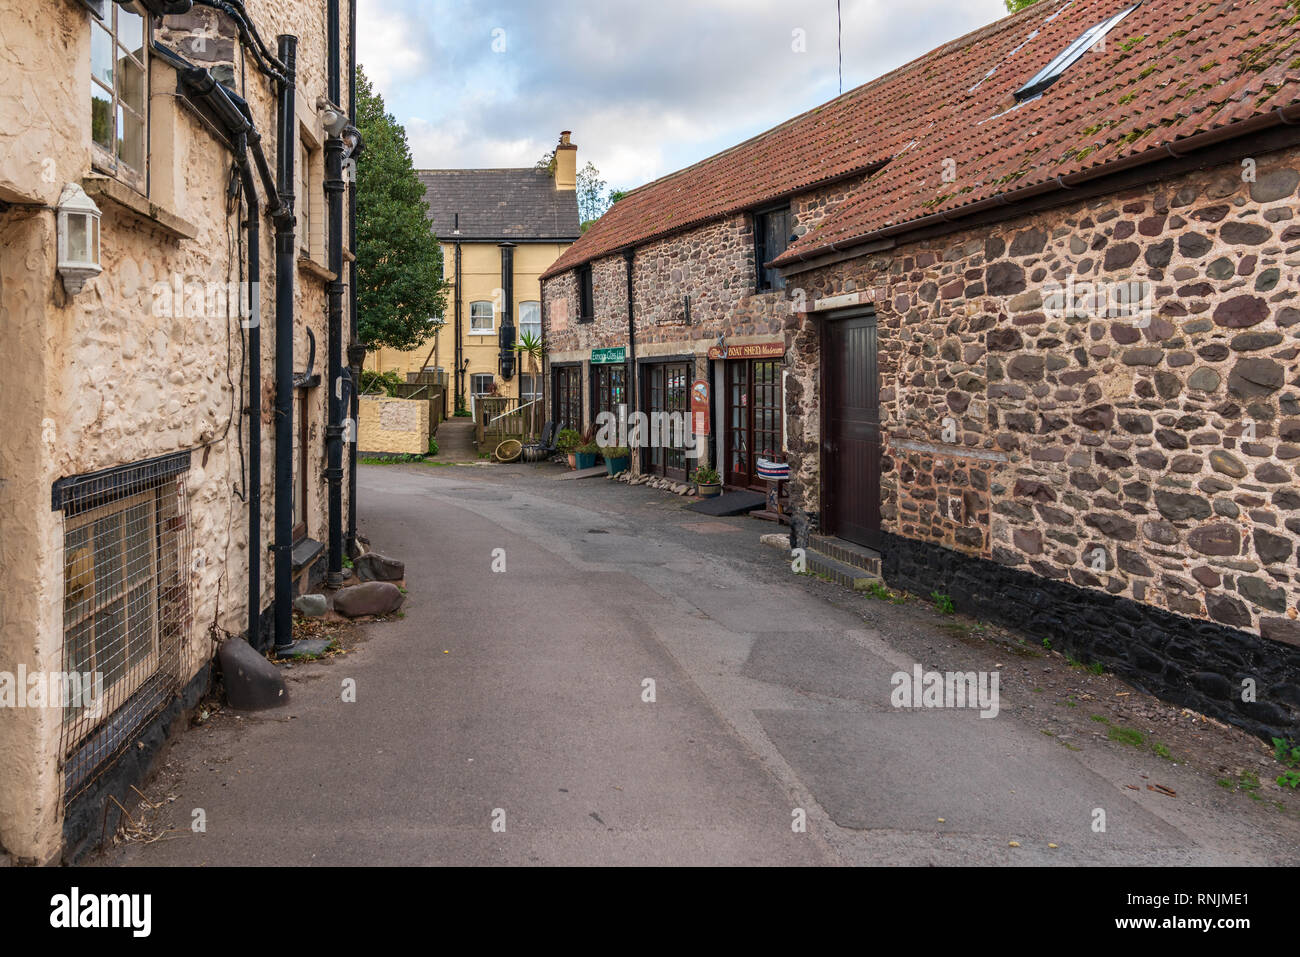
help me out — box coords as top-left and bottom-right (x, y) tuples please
(542, 0), (1300, 280)
(418, 168), (580, 242)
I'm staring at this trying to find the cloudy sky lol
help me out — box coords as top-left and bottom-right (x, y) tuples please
(357, 0), (1014, 192)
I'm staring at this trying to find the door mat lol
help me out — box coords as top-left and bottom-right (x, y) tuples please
(686, 490), (766, 516)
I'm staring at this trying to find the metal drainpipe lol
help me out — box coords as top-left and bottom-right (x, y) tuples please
(623, 247), (637, 424)
(324, 134), (347, 586)
(346, 0), (360, 556)
(498, 242), (516, 381)
(454, 239), (463, 405)
(273, 35), (298, 650)
(235, 135), (263, 647)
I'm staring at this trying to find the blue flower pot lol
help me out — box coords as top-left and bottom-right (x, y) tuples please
(575, 452), (598, 469)
(605, 456), (630, 475)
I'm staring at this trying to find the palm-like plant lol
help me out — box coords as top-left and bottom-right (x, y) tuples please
(514, 332), (544, 439)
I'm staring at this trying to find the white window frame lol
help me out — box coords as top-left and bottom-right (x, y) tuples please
(470, 373), (496, 397)
(469, 301), (495, 335)
(518, 300), (541, 342)
(90, 1), (149, 193)
(520, 373), (542, 402)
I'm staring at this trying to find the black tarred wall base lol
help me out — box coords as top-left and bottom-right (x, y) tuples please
(60, 662), (213, 864)
(878, 531), (1300, 743)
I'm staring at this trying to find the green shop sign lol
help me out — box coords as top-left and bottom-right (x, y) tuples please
(591, 347), (627, 364)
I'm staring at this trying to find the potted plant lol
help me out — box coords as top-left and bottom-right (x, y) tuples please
(575, 440), (601, 470)
(693, 465), (722, 498)
(556, 428), (581, 468)
(602, 445), (631, 475)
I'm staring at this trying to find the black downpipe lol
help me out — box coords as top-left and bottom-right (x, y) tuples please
(327, 0), (340, 106)
(325, 7), (346, 588)
(623, 247), (637, 418)
(273, 35), (298, 651)
(498, 242), (516, 381)
(234, 135), (263, 646)
(454, 240), (463, 405)
(346, 0), (361, 555)
(176, 63), (275, 648)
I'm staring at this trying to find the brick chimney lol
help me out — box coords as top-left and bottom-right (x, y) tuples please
(554, 130), (577, 191)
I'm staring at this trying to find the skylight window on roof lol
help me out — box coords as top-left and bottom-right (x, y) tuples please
(1013, 3), (1141, 103)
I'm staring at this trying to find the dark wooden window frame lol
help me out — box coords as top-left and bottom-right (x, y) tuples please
(753, 204), (791, 292)
(590, 361), (629, 424)
(551, 362), (583, 434)
(577, 265), (595, 323)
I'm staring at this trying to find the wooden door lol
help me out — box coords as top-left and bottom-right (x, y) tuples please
(822, 312), (880, 547)
(725, 359), (783, 490)
(642, 361), (690, 480)
(552, 365), (582, 434)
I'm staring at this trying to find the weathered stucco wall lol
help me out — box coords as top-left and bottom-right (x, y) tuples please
(0, 0), (353, 862)
(787, 145), (1300, 645)
(357, 396), (428, 455)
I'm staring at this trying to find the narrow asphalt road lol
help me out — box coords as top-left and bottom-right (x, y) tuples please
(106, 461), (1300, 866)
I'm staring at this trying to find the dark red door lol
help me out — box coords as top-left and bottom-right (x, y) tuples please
(823, 312), (880, 548)
(726, 359), (783, 490)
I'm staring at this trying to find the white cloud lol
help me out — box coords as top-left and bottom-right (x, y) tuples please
(370, 0), (1012, 188)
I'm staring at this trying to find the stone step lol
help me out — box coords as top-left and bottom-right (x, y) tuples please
(809, 534), (882, 576)
(805, 550), (881, 591)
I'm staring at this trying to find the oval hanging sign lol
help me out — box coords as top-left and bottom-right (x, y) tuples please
(707, 341), (785, 360)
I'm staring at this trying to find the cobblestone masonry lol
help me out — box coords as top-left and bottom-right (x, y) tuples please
(788, 147), (1300, 647)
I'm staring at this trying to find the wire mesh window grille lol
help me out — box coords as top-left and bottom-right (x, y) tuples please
(54, 452), (192, 802)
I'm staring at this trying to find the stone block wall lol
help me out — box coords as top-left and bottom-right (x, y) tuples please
(358, 396), (429, 455)
(542, 174), (866, 359)
(788, 145), (1300, 645)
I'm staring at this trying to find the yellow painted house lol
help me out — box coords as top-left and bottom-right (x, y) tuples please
(367, 132), (581, 413)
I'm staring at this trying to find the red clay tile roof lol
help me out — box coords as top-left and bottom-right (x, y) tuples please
(540, 3), (1092, 280)
(773, 0), (1300, 267)
(542, 0), (1300, 282)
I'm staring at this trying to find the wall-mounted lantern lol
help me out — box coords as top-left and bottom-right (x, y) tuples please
(56, 183), (102, 296)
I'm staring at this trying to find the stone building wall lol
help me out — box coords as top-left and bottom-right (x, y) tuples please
(541, 175), (866, 448)
(0, 0), (351, 863)
(543, 173), (867, 353)
(785, 145), (1300, 646)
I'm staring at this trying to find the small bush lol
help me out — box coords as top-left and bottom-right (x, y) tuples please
(930, 592), (955, 615)
(360, 369), (405, 397)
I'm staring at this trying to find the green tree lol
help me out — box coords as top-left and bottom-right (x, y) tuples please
(354, 64), (447, 352)
(536, 150), (621, 229)
(1005, 0), (1041, 11)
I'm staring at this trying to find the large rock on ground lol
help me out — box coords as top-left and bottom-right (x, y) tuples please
(294, 593), (328, 617)
(355, 552), (405, 582)
(218, 638), (288, 710)
(334, 581), (404, 619)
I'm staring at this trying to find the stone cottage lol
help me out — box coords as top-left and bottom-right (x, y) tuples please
(0, 0), (358, 862)
(541, 0), (1300, 740)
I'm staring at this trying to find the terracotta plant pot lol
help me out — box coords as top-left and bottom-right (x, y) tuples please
(567, 452), (577, 469)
